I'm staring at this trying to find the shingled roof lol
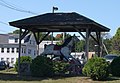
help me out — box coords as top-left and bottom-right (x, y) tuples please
(9, 12), (110, 32)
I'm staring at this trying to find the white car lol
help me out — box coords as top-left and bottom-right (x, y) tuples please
(104, 54), (119, 63)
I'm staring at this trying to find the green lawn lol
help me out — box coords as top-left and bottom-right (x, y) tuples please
(0, 70), (120, 83)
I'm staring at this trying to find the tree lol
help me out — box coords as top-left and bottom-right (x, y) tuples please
(55, 33), (71, 41)
(102, 38), (112, 55)
(8, 29), (22, 34)
(83, 57), (109, 80)
(75, 40), (85, 52)
(111, 27), (120, 54)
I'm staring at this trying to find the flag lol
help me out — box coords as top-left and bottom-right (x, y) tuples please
(53, 6), (58, 10)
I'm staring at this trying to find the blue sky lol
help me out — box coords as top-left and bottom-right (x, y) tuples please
(0, 0), (120, 37)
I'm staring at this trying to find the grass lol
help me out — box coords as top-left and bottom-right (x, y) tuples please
(0, 69), (120, 83)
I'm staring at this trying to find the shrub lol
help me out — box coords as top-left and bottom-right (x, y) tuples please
(30, 56), (54, 77)
(110, 56), (120, 76)
(82, 57), (109, 80)
(15, 56), (32, 71)
(53, 61), (70, 75)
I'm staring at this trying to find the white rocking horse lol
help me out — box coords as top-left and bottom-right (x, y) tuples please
(40, 34), (80, 61)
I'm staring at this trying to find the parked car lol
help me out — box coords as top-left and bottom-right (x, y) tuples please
(104, 54), (119, 63)
(0, 61), (7, 70)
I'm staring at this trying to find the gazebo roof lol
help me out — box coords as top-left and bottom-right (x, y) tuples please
(9, 12), (110, 32)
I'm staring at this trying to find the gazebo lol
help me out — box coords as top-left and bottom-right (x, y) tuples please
(9, 12), (110, 74)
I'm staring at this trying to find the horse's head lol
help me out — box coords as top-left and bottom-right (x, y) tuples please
(66, 34), (79, 48)
(72, 34), (80, 43)
(66, 34), (79, 51)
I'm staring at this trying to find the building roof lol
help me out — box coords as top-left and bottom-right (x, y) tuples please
(0, 43), (26, 48)
(9, 12), (110, 32)
(0, 34), (32, 44)
(0, 34), (9, 44)
(9, 34), (19, 39)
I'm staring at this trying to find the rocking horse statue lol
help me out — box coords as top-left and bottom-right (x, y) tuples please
(41, 34), (83, 75)
(40, 34), (80, 62)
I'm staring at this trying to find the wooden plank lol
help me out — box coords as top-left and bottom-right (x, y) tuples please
(20, 29), (29, 40)
(39, 32), (50, 44)
(90, 34), (98, 43)
(74, 28), (86, 39)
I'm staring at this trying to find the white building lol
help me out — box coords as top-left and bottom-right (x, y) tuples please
(0, 34), (37, 67)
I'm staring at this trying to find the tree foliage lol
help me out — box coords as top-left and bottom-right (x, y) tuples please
(8, 29), (23, 34)
(15, 56), (32, 71)
(110, 56), (120, 76)
(55, 33), (71, 40)
(75, 40), (85, 52)
(111, 27), (120, 54)
(82, 57), (109, 80)
(30, 56), (70, 77)
(30, 56), (54, 77)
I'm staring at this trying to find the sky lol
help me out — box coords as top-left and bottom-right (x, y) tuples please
(0, 0), (120, 37)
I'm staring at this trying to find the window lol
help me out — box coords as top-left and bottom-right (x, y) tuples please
(1, 48), (4, 53)
(7, 48), (10, 53)
(15, 38), (18, 43)
(11, 58), (14, 64)
(34, 50), (35, 55)
(1, 58), (4, 61)
(30, 40), (31, 44)
(16, 48), (19, 53)
(22, 48), (24, 53)
(28, 49), (31, 54)
(24, 49), (26, 53)
(33, 41), (35, 45)
(11, 48), (14, 53)
(6, 58), (9, 62)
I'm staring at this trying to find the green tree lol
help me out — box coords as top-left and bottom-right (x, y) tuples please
(102, 38), (112, 55)
(15, 56), (32, 71)
(82, 57), (109, 80)
(75, 40), (85, 52)
(8, 29), (23, 34)
(111, 27), (120, 54)
(55, 33), (71, 41)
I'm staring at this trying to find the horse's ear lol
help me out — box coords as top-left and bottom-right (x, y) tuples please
(73, 34), (76, 36)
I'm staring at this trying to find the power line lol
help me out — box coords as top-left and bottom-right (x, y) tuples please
(0, 21), (8, 26)
(0, 0), (38, 33)
(0, 0), (37, 15)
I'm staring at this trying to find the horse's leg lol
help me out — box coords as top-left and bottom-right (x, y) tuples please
(60, 46), (71, 61)
(60, 55), (63, 60)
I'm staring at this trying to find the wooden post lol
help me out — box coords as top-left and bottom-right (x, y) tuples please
(18, 28), (22, 75)
(98, 32), (101, 57)
(51, 32), (53, 44)
(37, 32), (40, 55)
(85, 28), (89, 61)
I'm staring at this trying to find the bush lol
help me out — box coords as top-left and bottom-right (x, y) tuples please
(53, 61), (69, 75)
(15, 56), (32, 71)
(30, 56), (70, 77)
(110, 56), (120, 76)
(30, 56), (54, 77)
(82, 57), (109, 80)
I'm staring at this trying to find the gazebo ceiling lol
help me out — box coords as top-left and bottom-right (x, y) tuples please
(9, 12), (110, 32)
